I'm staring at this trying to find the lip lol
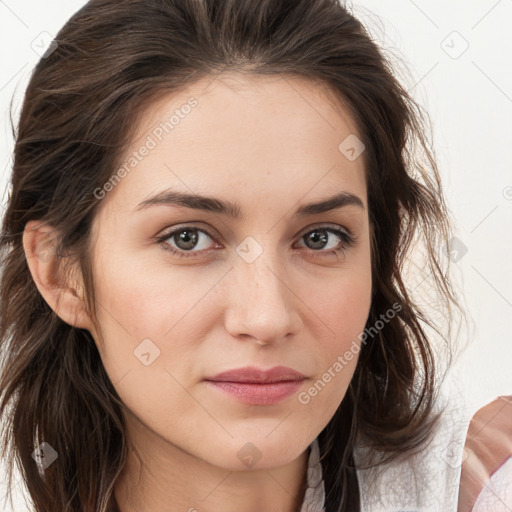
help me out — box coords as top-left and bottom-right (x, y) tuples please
(204, 366), (307, 406)
(205, 365), (306, 383)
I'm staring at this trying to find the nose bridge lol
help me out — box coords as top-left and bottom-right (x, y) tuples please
(225, 238), (301, 343)
(244, 248), (285, 302)
(238, 240), (290, 311)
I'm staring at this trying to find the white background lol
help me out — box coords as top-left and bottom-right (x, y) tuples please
(1, 0), (511, 510)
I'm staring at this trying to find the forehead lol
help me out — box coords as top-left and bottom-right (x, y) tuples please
(99, 72), (367, 216)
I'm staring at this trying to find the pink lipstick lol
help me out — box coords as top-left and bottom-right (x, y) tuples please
(204, 366), (306, 405)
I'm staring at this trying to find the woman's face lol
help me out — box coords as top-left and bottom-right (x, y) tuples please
(87, 73), (372, 470)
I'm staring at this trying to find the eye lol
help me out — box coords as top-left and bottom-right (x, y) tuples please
(295, 225), (355, 257)
(155, 224), (356, 259)
(156, 226), (218, 258)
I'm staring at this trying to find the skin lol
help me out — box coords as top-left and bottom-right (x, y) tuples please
(457, 395), (512, 512)
(23, 73), (373, 511)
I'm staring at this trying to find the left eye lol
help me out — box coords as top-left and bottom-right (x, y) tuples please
(297, 227), (352, 252)
(156, 225), (355, 259)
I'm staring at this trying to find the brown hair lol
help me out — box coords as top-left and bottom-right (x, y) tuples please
(0, 1), (466, 511)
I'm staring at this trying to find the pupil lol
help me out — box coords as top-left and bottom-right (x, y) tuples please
(177, 229), (198, 250)
(308, 230), (327, 249)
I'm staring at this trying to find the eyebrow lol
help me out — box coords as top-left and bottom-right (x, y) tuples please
(135, 189), (365, 218)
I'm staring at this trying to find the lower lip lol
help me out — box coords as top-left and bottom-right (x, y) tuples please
(204, 380), (304, 405)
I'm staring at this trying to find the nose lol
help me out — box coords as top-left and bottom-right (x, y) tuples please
(224, 251), (302, 345)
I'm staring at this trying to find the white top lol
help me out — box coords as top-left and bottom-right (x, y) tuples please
(300, 395), (512, 512)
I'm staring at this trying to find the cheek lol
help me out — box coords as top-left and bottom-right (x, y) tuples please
(316, 262), (373, 345)
(93, 242), (220, 333)
(88, 259), (214, 427)
(295, 265), (372, 416)
(88, 247), (223, 386)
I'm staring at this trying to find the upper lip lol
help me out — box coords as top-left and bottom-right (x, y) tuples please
(205, 365), (306, 383)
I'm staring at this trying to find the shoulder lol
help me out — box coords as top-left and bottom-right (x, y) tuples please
(458, 395), (512, 512)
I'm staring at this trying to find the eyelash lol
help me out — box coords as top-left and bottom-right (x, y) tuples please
(154, 224), (356, 260)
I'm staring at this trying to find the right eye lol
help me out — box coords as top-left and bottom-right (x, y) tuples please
(156, 226), (220, 259)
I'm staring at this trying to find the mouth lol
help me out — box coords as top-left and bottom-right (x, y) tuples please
(204, 379), (306, 405)
(205, 365), (306, 383)
(203, 366), (307, 405)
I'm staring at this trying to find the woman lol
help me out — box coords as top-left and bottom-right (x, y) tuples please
(0, 0), (504, 510)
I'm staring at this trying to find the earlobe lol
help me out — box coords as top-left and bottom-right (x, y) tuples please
(22, 220), (94, 331)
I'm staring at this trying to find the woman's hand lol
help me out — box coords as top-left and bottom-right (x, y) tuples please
(458, 395), (512, 512)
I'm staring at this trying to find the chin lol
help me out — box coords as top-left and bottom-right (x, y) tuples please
(204, 434), (310, 471)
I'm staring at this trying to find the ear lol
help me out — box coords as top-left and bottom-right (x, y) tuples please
(22, 220), (95, 332)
